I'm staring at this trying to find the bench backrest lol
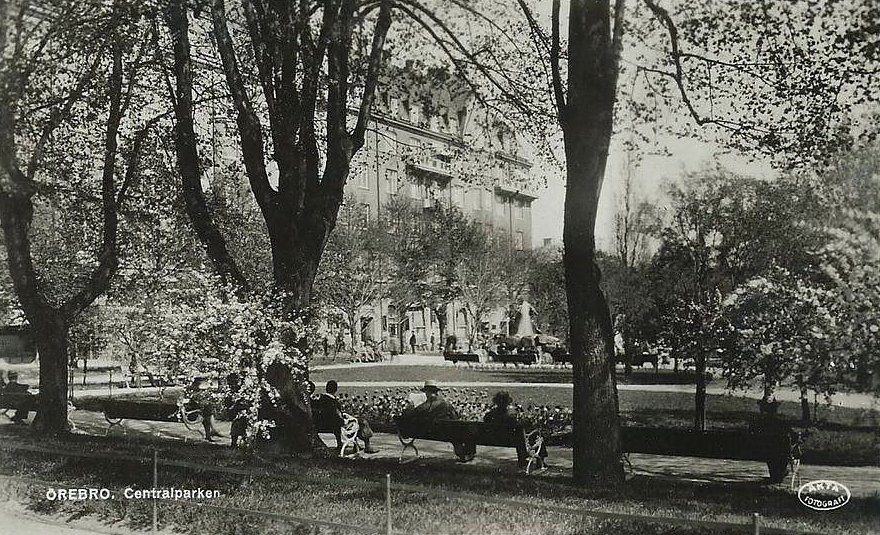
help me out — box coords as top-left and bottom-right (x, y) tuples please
(621, 426), (795, 461)
(0, 392), (38, 410)
(397, 418), (525, 447)
(312, 407), (342, 433)
(102, 400), (180, 421)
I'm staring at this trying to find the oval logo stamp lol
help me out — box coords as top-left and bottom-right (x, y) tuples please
(797, 480), (851, 511)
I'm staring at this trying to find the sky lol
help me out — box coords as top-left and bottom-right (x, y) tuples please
(530, 137), (776, 251)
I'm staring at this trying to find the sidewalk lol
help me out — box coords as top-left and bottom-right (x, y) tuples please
(4, 410), (879, 499)
(313, 353), (447, 369)
(355, 430), (880, 498)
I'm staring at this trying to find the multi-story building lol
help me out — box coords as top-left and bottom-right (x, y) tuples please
(337, 74), (542, 350)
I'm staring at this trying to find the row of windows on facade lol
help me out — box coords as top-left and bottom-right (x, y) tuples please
(341, 203), (526, 251)
(375, 92), (515, 153)
(356, 169), (528, 219)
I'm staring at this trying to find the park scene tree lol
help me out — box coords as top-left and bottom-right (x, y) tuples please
(1, 1), (879, 533)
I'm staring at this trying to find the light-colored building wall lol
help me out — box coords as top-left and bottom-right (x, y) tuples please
(338, 81), (540, 349)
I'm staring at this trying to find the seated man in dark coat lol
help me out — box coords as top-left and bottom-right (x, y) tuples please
(483, 390), (546, 468)
(312, 380), (378, 453)
(401, 380), (476, 462)
(3, 372), (34, 424)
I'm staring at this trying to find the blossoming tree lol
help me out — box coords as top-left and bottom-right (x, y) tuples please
(722, 270), (844, 421)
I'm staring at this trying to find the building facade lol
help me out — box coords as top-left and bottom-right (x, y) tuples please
(336, 76), (541, 350)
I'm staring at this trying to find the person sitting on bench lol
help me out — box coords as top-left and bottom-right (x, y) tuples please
(3, 372), (33, 424)
(223, 373), (249, 448)
(401, 380), (476, 463)
(484, 391), (546, 468)
(313, 380), (378, 454)
(187, 376), (224, 442)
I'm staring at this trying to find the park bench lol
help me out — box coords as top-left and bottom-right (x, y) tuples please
(620, 426), (801, 485)
(0, 392), (77, 429)
(549, 348), (571, 363)
(312, 407), (361, 456)
(100, 398), (204, 440)
(395, 417), (546, 474)
(490, 351), (538, 365)
(443, 351), (480, 364)
(0, 392), (39, 416)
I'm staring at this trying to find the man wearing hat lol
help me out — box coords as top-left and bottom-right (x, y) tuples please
(2, 372), (34, 424)
(401, 380), (476, 462)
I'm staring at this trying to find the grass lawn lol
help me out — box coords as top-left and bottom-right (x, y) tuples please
(311, 364), (706, 385)
(0, 429), (877, 535)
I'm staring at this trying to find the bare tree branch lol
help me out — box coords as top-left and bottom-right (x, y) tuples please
(25, 54), (103, 180)
(550, 0), (566, 117)
(211, 0), (275, 213)
(352, 0), (392, 150)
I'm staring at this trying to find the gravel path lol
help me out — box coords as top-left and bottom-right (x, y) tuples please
(6, 410), (877, 499)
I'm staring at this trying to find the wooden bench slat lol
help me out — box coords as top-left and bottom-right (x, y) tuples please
(0, 393), (39, 411)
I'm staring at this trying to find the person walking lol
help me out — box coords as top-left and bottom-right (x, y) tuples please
(430, 334), (436, 352)
(335, 331), (344, 356)
(409, 332), (417, 354)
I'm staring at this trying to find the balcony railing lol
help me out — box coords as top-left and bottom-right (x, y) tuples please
(491, 165), (540, 199)
(406, 155), (454, 180)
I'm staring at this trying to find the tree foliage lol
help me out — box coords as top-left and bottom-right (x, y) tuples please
(721, 269), (842, 403)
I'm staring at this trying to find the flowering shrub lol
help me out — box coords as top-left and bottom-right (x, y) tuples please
(722, 268), (842, 403)
(336, 387), (573, 434)
(133, 272), (317, 444)
(820, 210), (880, 393)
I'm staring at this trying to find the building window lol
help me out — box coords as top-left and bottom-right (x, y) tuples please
(452, 185), (464, 207)
(514, 231), (524, 251)
(385, 168), (399, 195)
(357, 203), (371, 228)
(482, 188), (492, 211)
(516, 200), (524, 219)
(358, 171), (369, 190)
(410, 181), (421, 199)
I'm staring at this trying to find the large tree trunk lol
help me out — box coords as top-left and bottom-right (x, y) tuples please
(32, 316), (70, 433)
(0, 184), (71, 435)
(561, 0), (625, 486)
(269, 225), (324, 310)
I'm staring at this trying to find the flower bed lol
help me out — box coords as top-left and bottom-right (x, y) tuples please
(337, 387), (573, 437)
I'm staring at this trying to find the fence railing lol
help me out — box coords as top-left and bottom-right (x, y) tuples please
(0, 440), (822, 535)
